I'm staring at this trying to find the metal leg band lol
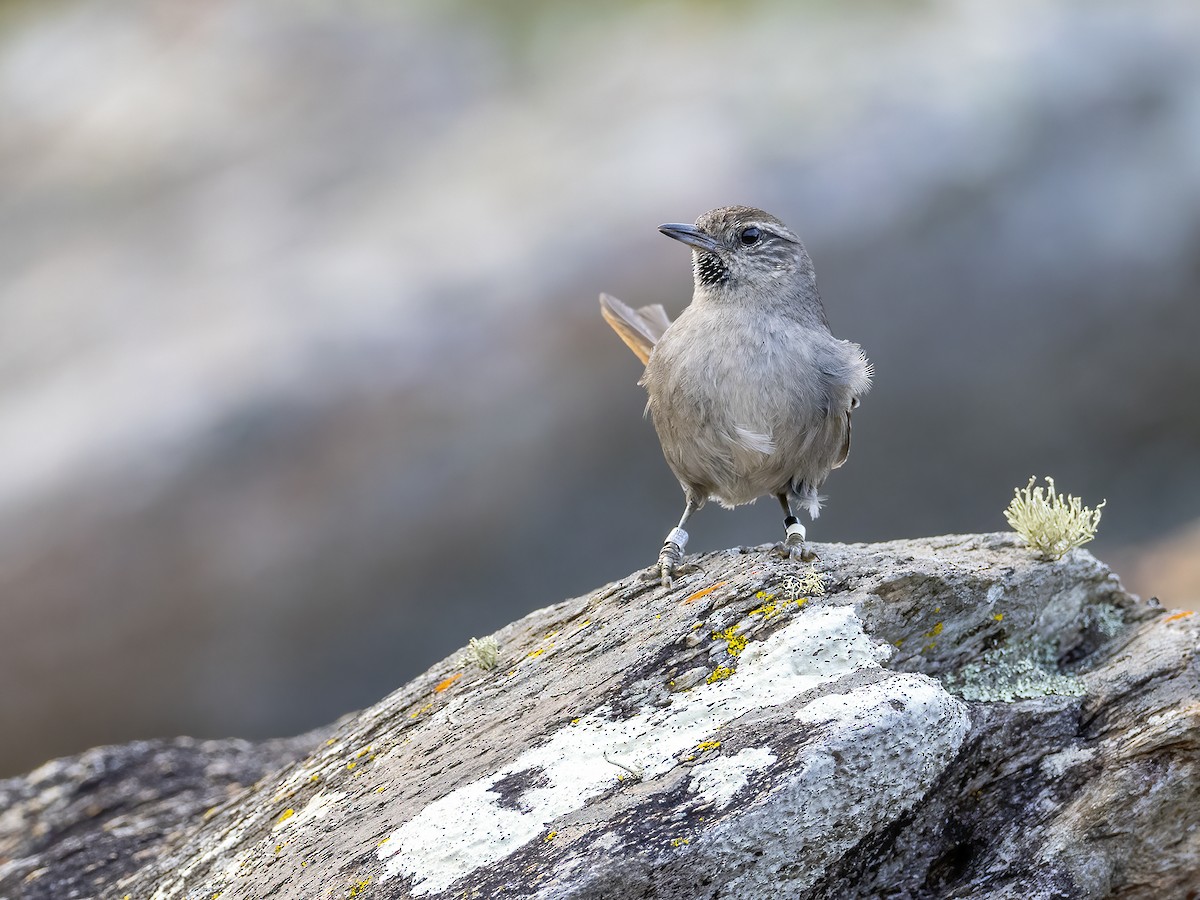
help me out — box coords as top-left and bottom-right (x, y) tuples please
(664, 527), (689, 551)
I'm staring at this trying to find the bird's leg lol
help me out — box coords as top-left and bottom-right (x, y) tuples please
(774, 493), (816, 561)
(650, 497), (699, 587)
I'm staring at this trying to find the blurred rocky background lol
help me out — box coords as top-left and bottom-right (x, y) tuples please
(1, 0), (1198, 777)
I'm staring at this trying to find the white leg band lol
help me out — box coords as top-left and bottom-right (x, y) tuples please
(665, 527), (689, 550)
(785, 522), (806, 543)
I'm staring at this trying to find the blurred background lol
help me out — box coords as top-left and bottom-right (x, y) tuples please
(1, 0), (1198, 777)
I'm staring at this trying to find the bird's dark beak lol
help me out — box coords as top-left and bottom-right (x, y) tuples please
(659, 223), (723, 254)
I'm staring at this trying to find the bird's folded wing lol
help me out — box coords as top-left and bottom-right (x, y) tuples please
(599, 292), (672, 365)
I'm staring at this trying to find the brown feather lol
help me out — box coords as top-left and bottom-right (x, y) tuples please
(599, 293), (672, 366)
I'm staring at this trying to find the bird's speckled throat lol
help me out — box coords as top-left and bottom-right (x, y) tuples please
(695, 251), (729, 286)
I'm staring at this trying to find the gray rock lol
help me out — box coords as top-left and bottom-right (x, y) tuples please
(3, 534), (1195, 899)
(0, 731), (332, 900)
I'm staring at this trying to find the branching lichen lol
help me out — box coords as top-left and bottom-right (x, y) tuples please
(781, 566), (825, 601)
(462, 636), (500, 670)
(1004, 476), (1105, 560)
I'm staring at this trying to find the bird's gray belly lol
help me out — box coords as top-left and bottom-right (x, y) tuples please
(649, 366), (832, 508)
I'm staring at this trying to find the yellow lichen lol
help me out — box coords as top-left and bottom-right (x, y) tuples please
(670, 837), (691, 847)
(696, 740), (722, 751)
(409, 702), (433, 719)
(748, 598), (779, 620)
(544, 831), (557, 842)
(348, 878), (371, 897)
(309, 773), (320, 783)
(993, 613), (1004, 622)
(375, 785), (386, 794)
(706, 666), (734, 684)
(1004, 476), (1105, 560)
(712, 627), (748, 656)
(277, 808), (295, 823)
(526, 647), (546, 659)
(925, 622), (944, 638)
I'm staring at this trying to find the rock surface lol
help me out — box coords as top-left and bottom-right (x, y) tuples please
(2, 534), (1198, 899)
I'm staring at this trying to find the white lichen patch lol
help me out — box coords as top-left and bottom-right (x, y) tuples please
(1040, 746), (1096, 778)
(688, 747), (777, 808)
(377, 605), (890, 895)
(705, 674), (970, 897)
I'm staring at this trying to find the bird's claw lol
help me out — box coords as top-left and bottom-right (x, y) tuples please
(773, 517), (817, 561)
(656, 539), (686, 587)
(773, 539), (819, 562)
(640, 525), (690, 587)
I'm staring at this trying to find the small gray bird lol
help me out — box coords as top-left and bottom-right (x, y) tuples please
(600, 206), (871, 585)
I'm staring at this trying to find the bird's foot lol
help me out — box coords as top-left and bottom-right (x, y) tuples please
(773, 540), (820, 562)
(773, 518), (818, 562)
(640, 526), (689, 587)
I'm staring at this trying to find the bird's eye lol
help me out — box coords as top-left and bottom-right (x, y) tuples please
(739, 227), (761, 245)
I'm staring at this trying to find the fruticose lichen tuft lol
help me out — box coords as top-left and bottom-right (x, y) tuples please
(1004, 476), (1105, 561)
(780, 566), (826, 601)
(462, 636), (500, 670)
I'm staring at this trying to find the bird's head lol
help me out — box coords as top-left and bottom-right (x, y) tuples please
(659, 206), (816, 304)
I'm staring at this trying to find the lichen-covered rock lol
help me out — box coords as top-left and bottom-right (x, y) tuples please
(3, 534), (1196, 899)
(0, 733), (330, 900)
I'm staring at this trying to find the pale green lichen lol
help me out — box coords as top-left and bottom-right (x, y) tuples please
(1084, 601), (1126, 638)
(1004, 476), (1105, 561)
(944, 646), (1086, 702)
(460, 636), (500, 670)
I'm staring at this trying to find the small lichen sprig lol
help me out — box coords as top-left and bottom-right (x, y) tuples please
(1004, 476), (1105, 561)
(780, 566), (825, 602)
(460, 636), (500, 670)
